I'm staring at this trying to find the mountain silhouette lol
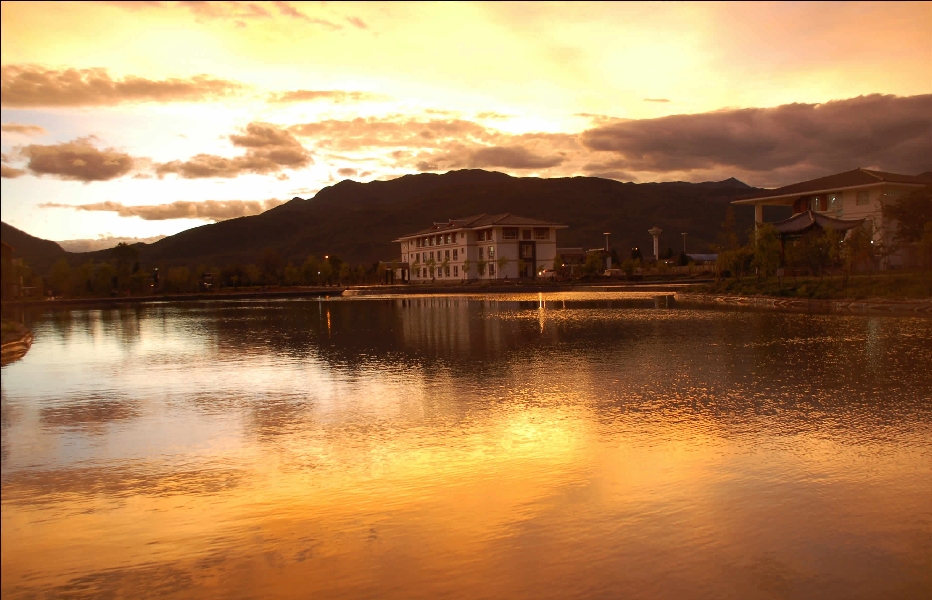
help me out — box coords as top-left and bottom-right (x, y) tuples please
(3, 170), (787, 272)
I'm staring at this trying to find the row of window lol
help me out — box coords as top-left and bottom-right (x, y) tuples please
(414, 228), (551, 246)
(416, 233), (458, 247)
(411, 248), (462, 263)
(413, 263), (501, 278)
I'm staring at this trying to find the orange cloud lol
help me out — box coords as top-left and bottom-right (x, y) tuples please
(1, 164), (27, 179)
(267, 90), (382, 104)
(13, 137), (136, 182)
(40, 198), (287, 221)
(155, 122), (312, 179)
(0, 65), (246, 107)
(1, 123), (47, 136)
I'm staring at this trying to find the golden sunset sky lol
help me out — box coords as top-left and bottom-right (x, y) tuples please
(1, 1), (930, 246)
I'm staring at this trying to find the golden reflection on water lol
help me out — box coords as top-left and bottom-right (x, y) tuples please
(2, 293), (931, 599)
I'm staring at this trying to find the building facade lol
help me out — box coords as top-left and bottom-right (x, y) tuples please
(393, 213), (566, 282)
(732, 168), (932, 267)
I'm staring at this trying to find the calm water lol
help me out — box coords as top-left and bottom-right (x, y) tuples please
(2, 293), (930, 599)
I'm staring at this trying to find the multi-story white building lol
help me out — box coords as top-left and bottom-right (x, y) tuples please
(393, 213), (567, 282)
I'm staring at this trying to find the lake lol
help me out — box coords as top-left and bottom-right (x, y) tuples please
(2, 292), (930, 599)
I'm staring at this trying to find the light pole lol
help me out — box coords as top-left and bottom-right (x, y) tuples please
(603, 232), (611, 270)
(681, 232), (688, 255)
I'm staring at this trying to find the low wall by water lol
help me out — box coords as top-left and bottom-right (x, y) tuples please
(675, 293), (932, 316)
(1, 321), (34, 366)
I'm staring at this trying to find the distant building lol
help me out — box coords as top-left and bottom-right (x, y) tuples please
(393, 213), (567, 281)
(732, 168), (932, 268)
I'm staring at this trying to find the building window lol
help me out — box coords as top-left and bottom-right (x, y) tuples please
(429, 237), (434, 246)
(533, 228), (549, 240)
(453, 249), (458, 260)
(445, 249), (450, 259)
(445, 234), (451, 244)
(422, 268), (427, 278)
(454, 266), (459, 277)
(503, 227), (518, 239)
(430, 251), (434, 260)
(478, 247), (484, 259)
(522, 245), (533, 259)
(522, 229), (532, 240)
(827, 192), (843, 216)
(445, 266), (450, 277)
(488, 246), (495, 260)
(489, 264), (495, 276)
(857, 191), (869, 205)
(452, 233), (457, 243)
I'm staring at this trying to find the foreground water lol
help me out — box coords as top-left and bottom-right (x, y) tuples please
(2, 292), (930, 599)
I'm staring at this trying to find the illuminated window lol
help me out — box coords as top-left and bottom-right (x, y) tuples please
(488, 247), (495, 260)
(856, 191), (869, 205)
(533, 228), (549, 240)
(445, 234), (450, 244)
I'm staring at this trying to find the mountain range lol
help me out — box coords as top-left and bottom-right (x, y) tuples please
(2, 170), (789, 274)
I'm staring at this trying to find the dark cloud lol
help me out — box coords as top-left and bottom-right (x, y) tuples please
(1, 164), (26, 179)
(14, 136), (136, 182)
(644, 98), (671, 103)
(40, 198), (287, 222)
(337, 167), (358, 177)
(178, 0), (271, 20)
(464, 145), (565, 169)
(267, 90), (380, 104)
(580, 94), (932, 177)
(1, 123), (47, 136)
(156, 122), (312, 179)
(346, 16), (367, 29)
(1, 65), (245, 107)
(290, 117), (497, 151)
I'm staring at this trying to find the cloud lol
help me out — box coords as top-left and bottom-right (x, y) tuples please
(40, 199), (288, 222)
(13, 136), (136, 182)
(267, 90), (381, 104)
(57, 235), (168, 253)
(460, 145), (565, 169)
(580, 94), (932, 177)
(644, 98), (671, 103)
(103, 0), (344, 29)
(346, 16), (367, 29)
(155, 122), (312, 179)
(1, 164), (26, 178)
(337, 167), (357, 177)
(1, 123), (47, 136)
(1, 65), (245, 107)
(290, 117), (498, 151)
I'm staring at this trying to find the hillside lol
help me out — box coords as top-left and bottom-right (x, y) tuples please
(0, 222), (68, 274)
(3, 170), (789, 272)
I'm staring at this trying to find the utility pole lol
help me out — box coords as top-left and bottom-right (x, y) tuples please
(681, 232), (688, 254)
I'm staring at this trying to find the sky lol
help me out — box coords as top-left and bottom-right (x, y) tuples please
(1, 1), (930, 247)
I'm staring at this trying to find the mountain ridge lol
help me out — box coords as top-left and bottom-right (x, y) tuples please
(3, 170), (786, 273)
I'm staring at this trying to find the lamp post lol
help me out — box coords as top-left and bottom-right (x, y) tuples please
(603, 232), (611, 270)
(681, 232), (688, 254)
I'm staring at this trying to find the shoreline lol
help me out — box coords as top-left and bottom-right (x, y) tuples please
(2, 279), (928, 316)
(1, 320), (34, 366)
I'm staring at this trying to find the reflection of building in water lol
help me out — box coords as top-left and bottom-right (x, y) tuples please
(397, 297), (476, 355)
(391, 213), (567, 282)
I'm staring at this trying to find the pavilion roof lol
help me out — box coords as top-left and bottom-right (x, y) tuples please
(733, 168), (932, 204)
(771, 211), (865, 235)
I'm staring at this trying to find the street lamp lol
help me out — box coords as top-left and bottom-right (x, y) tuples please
(681, 232), (688, 254)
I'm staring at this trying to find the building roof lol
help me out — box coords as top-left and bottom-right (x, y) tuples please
(771, 211), (865, 235)
(733, 168), (932, 205)
(395, 213), (567, 240)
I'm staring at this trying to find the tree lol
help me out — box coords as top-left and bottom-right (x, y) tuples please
(50, 258), (72, 295)
(553, 253), (562, 271)
(517, 259), (526, 278)
(842, 225), (874, 283)
(716, 205), (740, 252)
(426, 256), (437, 281)
(476, 258), (487, 277)
(339, 263), (351, 285)
(881, 185), (932, 249)
(302, 255), (321, 285)
(462, 258), (472, 280)
(258, 248), (283, 285)
(751, 223), (781, 282)
(496, 256), (509, 279)
(583, 252), (603, 275)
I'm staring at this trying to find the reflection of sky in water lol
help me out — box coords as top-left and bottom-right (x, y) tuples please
(2, 294), (931, 599)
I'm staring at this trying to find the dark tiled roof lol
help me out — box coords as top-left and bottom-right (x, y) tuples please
(736, 168), (932, 202)
(397, 213), (566, 239)
(772, 211), (865, 235)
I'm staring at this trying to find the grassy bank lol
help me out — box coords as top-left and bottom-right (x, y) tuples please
(697, 271), (932, 300)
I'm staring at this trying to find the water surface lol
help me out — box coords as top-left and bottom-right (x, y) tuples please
(2, 293), (930, 599)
